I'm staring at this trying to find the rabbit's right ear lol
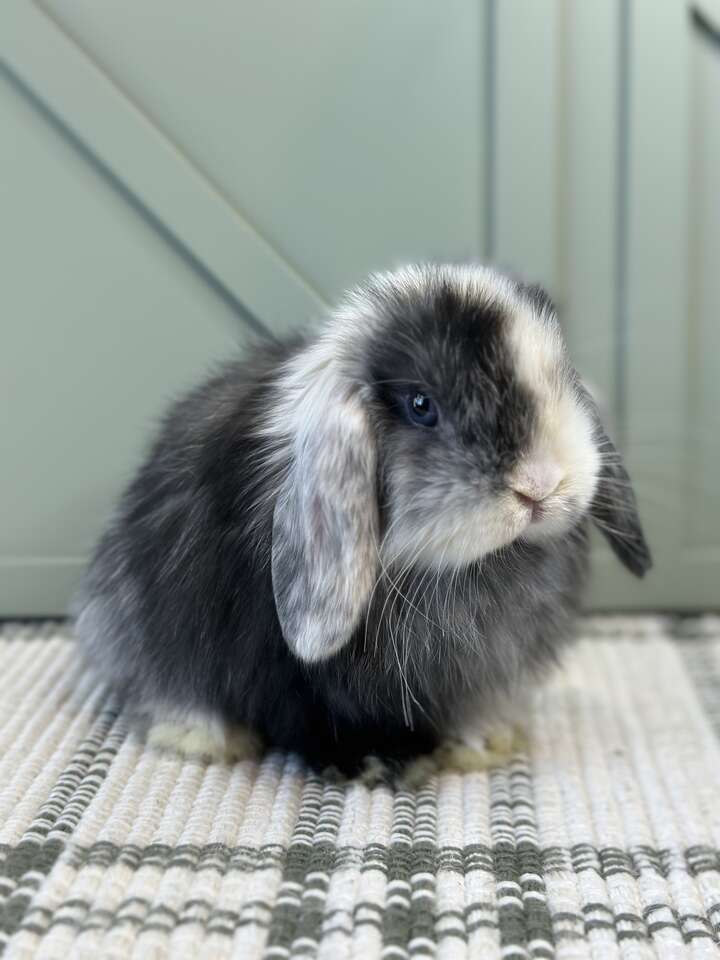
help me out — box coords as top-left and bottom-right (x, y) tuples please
(576, 381), (652, 577)
(270, 375), (379, 663)
(590, 429), (652, 577)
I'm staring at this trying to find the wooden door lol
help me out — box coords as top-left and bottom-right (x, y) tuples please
(2, 1), (717, 613)
(0, 0), (489, 613)
(492, 0), (720, 609)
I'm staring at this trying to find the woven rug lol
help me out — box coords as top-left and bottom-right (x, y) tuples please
(1, 618), (720, 959)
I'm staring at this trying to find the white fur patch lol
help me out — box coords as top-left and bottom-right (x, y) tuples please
(506, 305), (600, 542)
(381, 495), (533, 569)
(146, 709), (259, 763)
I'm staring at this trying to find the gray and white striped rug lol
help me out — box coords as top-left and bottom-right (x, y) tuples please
(1, 616), (720, 959)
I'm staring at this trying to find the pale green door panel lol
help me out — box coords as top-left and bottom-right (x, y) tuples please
(1, 0), (718, 616)
(492, 0), (562, 298)
(1, 1), (492, 616)
(0, 73), (260, 615)
(598, 0), (720, 610)
(494, 0), (720, 609)
(39, 0), (489, 303)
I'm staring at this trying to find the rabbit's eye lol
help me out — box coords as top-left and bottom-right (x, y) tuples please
(406, 392), (438, 427)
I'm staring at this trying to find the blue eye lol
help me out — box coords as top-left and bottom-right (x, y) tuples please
(406, 391), (438, 427)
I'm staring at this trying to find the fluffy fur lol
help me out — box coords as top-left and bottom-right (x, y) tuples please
(74, 264), (651, 774)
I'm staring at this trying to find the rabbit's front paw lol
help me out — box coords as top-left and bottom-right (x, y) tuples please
(147, 709), (260, 764)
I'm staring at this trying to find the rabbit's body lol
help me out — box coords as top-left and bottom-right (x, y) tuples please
(75, 265), (649, 774)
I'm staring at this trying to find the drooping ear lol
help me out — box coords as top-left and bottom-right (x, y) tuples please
(591, 428), (652, 577)
(271, 386), (379, 662)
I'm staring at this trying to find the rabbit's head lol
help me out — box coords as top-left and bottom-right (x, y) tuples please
(264, 264), (651, 661)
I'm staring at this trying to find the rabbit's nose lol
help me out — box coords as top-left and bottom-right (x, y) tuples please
(510, 461), (564, 505)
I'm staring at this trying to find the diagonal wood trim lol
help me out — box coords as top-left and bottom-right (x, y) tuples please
(0, 0), (328, 337)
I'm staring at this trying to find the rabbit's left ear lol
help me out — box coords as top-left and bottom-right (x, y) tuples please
(590, 429), (652, 577)
(271, 387), (379, 662)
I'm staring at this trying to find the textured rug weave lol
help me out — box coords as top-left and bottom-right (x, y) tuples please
(1, 617), (720, 959)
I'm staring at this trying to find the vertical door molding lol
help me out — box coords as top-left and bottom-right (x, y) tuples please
(492, 0), (562, 296)
(557, 0), (622, 435)
(592, 0), (720, 607)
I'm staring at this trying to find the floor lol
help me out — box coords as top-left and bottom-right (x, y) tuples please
(1, 616), (720, 959)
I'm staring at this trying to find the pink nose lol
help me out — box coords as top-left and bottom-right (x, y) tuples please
(510, 462), (564, 505)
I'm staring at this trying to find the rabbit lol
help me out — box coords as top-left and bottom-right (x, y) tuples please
(73, 263), (651, 777)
